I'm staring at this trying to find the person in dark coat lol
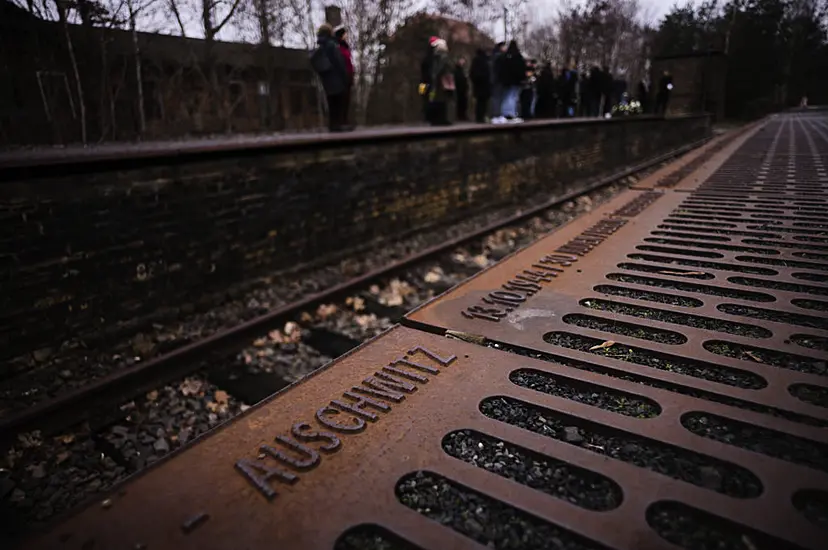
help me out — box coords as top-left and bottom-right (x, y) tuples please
(656, 70), (674, 116)
(557, 64), (577, 117)
(311, 23), (349, 131)
(429, 38), (453, 126)
(534, 62), (556, 119)
(489, 42), (506, 120)
(601, 66), (613, 117)
(335, 26), (355, 128)
(587, 66), (601, 117)
(454, 56), (469, 121)
(470, 48), (490, 123)
(495, 40), (526, 123)
(637, 77), (650, 114)
(420, 38), (437, 123)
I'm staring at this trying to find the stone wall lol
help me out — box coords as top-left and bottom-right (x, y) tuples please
(0, 115), (710, 362)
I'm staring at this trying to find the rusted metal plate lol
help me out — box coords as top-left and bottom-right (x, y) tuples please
(21, 325), (828, 550)
(632, 120), (764, 192)
(403, 115), (828, 548)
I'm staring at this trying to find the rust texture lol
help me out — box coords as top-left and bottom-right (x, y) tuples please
(20, 114), (828, 550)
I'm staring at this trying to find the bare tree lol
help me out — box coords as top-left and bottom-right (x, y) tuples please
(55, 0), (88, 143)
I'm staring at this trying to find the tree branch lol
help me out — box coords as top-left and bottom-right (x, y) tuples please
(212, 0), (244, 36)
(168, 0), (187, 37)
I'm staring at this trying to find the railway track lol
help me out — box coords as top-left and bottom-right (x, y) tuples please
(0, 128), (747, 536)
(7, 112), (828, 550)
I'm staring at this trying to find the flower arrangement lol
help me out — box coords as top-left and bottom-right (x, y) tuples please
(611, 100), (643, 116)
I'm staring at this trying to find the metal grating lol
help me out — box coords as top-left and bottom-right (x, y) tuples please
(22, 115), (828, 550)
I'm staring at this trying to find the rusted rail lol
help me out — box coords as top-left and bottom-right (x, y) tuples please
(18, 114), (828, 550)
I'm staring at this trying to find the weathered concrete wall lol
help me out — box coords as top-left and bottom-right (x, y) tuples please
(0, 115), (710, 361)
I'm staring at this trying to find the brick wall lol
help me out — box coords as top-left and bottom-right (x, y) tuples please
(0, 116), (710, 362)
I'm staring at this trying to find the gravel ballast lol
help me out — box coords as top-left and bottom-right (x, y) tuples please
(562, 313), (688, 344)
(607, 273), (775, 302)
(509, 369), (660, 419)
(681, 412), (828, 473)
(335, 526), (421, 550)
(626, 253), (778, 276)
(727, 276), (828, 297)
(442, 430), (622, 511)
(396, 471), (610, 550)
(479, 396), (763, 498)
(789, 384), (828, 409)
(580, 298), (772, 338)
(544, 332), (766, 389)
(647, 500), (802, 550)
(704, 341), (827, 376)
(592, 284), (704, 307)
(792, 489), (828, 531)
(717, 304), (828, 330)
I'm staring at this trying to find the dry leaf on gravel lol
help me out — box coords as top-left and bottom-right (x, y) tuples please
(214, 390), (229, 404)
(284, 321), (301, 341)
(206, 401), (219, 413)
(745, 351), (764, 363)
(59, 434), (75, 444)
(346, 296), (366, 312)
(179, 378), (203, 396)
(146, 390), (159, 402)
(268, 330), (284, 343)
(316, 304), (338, 319)
(445, 330), (486, 345)
(299, 311), (314, 323)
(589, 340), (616, 351)
(56, 452), (70, 465)
(423, 270), (442, 283)
(472, 254), (489, 267)
(253, 338), (267, 347)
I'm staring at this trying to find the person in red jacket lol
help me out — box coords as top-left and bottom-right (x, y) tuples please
(335, 26), (355, 129)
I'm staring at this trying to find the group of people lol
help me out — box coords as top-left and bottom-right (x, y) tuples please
(311, 24), (675, 131)
(421, 38), (675, 126)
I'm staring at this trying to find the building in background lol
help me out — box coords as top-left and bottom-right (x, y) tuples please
(650, 51), (727, 121)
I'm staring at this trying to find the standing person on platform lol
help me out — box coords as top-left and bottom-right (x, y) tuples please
(454, 56), (469, 121)
(429, 38), (454, 126)
(637, 76), (650, 114)
(470, 48), (491, 123)
(535, 62), (556, 119)
(495, 40), (526, 124)
(656, 70), (674, 115)
(310, 23), (349, 132)
(489, 42), (506, 121)
(420, 37), (438, 123)
(335, 26), (354, 129)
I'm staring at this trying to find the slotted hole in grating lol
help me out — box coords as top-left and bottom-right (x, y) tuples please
(487, 342), (825, 427)
(618, 263), (714, 280)
(728, 276), (828, 297)
(646, 500), (805, 550)
(718, 304), (828, 330)
(441, 430), (623, 511)
(791, 334), (828, 351)
(479, 396), (763, 498)
(793, 272), (828, 283)
(746, 225), (827, 236)
(563, 313), (687, 344)
(593, 284), (703, 307)
(509, 368), (661, 418)
(789, 383), (828, 409)
(796, 235), (828, 244)
(736, 256), (828, 272)
(660, 219), (738, 228)
(580, 298), (772, 338)
(669, 214), (755, 224)
(744, 238), (828, 251)
(629, 253), (778, 276)
(651, 230), (732, 242)
(334, 525), (423, 550)
(703, 340), (827, 377)
(795, 222), (828, 229)
(794, 251), (828, 261)
(681, 412), (828, 474)
(543, 332), (766, 389)
(644, 237), (779, 255)
(636, 245), (725, 259)
(396, 471), (611, 550)
(658, 224), (780, 239)
(792, 298), (828, 312)
(792, 490), (828, 532)
(607, 273), (775, 302)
